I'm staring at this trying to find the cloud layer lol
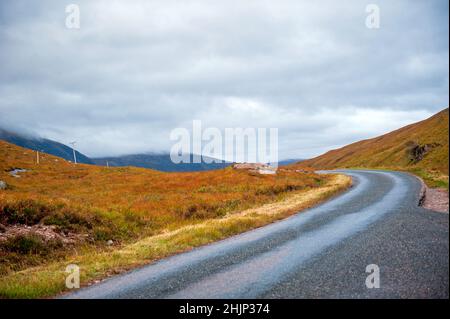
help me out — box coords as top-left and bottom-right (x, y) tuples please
(0, 0), (448, 158)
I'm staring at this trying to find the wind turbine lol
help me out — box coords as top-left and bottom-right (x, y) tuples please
(69, 141), (77, 164)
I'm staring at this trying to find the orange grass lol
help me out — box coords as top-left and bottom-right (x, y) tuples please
(0, 140), (351, 298)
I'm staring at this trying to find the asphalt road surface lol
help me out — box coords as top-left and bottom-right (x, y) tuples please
(65, 170), (449, 299)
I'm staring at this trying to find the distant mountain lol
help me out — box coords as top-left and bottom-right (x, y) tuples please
(92, 155), (302, 172)
(297, 108), (449, 176)
(278, 159), (303, 166)
(92, 154), (230, 172)
(0, 128), (93, 164)
(0, 128), (299, 172)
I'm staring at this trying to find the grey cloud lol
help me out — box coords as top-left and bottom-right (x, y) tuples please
(0, 0), (448, 158)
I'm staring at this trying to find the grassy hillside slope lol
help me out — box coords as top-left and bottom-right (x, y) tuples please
(0, 140), (350, 297)
(296, 108), (449, 188)
(0, 128), (93, 164)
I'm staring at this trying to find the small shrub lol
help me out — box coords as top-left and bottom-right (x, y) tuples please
(177, 200), (240, 220)
(41, 209), (96, 232)
(0, 200), (52, 225)
(93, 226), (114, 242)
(0, 200), (101, 233)
(0, 233), (62, 255)
(255, 184), (304, 196)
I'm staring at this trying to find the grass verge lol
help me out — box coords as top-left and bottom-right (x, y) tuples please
(402, 168), (449, 190)
(0, 173), (351, 299)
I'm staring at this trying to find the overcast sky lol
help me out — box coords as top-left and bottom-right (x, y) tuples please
(0, 0), (448, 159)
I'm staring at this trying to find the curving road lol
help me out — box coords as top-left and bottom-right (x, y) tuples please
(65, 170), (449, 299)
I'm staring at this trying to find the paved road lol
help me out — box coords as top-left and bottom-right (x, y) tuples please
(66, 170), (449, 299)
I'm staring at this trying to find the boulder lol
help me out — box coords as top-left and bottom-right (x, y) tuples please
(0, 180), (7, 190)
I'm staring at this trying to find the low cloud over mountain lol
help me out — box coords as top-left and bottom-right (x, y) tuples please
(0, 1), (448, 159)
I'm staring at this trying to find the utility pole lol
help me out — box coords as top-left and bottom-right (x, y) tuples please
(106, 160), (109, 168)
(36, 150), (40, 164)
(69, 141), (77, 164)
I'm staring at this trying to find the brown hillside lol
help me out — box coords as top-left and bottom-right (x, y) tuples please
(296, 108), (449, 187)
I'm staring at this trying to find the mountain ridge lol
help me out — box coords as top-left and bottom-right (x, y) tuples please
(0, 128), (93, 164)
(0, 128), (230, 172)
(295, 108), (449, 187)
(92, 153), (230, 172)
